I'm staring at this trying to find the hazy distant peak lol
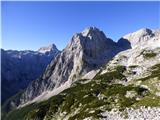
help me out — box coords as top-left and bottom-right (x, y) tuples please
(38, 43), (58, 54)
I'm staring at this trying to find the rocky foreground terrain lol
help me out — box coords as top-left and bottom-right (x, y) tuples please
(2, 27), (160, 120)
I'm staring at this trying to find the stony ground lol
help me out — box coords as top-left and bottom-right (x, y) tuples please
(101, 107), (160, 120)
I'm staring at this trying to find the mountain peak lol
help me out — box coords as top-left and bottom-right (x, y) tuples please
(81, 26), (101, 37)
(11, 27), (121, 106)
(135, 28), (152, 35)
(68, 27), (116, 53)
(122, 28), (156, 48)
(123, 28), (153, 39)
(38, 44), (59, 54)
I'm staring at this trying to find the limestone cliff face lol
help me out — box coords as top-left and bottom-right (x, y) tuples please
(15, 27), (122, 106)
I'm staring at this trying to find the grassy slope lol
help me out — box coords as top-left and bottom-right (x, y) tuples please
(3, 64), (160, 120)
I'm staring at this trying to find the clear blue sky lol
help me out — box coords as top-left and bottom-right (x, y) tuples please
(2, 1), (160, 50)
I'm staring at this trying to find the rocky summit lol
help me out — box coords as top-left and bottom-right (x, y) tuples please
(5, 27), (124, 107)
(2, 27), (160, 120)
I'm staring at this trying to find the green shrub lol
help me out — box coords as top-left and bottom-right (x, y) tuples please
(141, 50), (157, 59)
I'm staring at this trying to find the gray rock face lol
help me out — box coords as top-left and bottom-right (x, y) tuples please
(117, 38), (131, 50)
(1, 44), (60, 103)
(14, 27), (124, 106)
(122, 28), (157, 48)
(2, 27), (160, 119)
(38, 44), (59, 55)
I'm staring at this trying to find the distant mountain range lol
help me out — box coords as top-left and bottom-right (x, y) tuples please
(1, 44), (60, 103)
(2, 27), (160, 120)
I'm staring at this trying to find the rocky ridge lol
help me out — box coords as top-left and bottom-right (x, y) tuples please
(1, 44), (60, 103)
(2, 27), (160, 120)
(16, 27), (124, 106)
